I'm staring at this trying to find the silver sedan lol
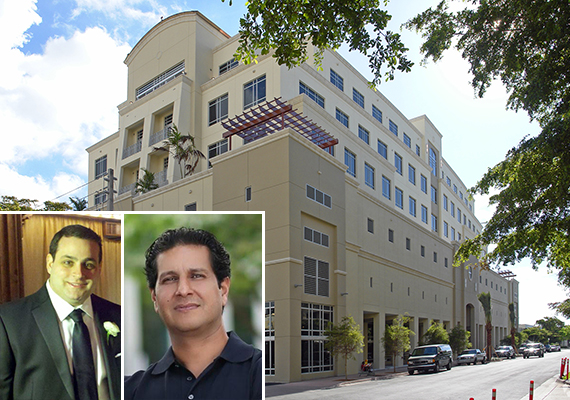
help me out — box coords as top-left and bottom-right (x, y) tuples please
(457, 349), (486, 365)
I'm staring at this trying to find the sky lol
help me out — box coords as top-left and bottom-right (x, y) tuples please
(0, 0), (566, 326)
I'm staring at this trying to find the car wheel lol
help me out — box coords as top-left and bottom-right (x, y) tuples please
(408, 370), (414, 375)
(447, 360), (452, 370)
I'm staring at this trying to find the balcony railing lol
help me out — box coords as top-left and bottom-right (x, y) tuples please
(122, 140), (142, 159)
(149, 124), (172, 147)
(119, 182), (136, 196)
(154, 169), (168, 187)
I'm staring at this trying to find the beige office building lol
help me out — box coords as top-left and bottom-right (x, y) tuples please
(87, 11), (519, 383)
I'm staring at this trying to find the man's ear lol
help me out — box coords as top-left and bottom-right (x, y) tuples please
(46, 254), (54, 275)
(220, 277), (230, 306)
(150, 289), (158, 313)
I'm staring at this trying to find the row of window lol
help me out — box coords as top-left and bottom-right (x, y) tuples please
(383, 281), (449, 304)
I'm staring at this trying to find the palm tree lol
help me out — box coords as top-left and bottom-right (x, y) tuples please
(135, 168), (159, 194)
(509, 303), (517, 353)
(154, 124), (205, 179)
(478, 292), (493, 361)
(69, 197), (87, 211)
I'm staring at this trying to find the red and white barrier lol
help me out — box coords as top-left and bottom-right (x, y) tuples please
(529, 380), (534, 400)
(492, 388), (497, 399)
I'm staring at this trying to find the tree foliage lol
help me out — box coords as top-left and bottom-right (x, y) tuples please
(154, 124), (205, 178)
(449, 324), (471, 358)
(478, 292), (493, 360)
(381, 314), (414, 373)
(406, 0), (570, 289)
(324, 315), (364, 380)
(69, 197), (88, 211)
(0, 195), (73, 211)
(223, 0), (413, 86)
(135, 168), (159, 194)
(421, 320), (449, 346)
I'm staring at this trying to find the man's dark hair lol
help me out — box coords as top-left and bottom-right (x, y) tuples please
(49, 224), (103, 262)
(145, 227), (231, 290)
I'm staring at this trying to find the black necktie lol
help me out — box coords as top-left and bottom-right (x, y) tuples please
(70, 309), (98, 400)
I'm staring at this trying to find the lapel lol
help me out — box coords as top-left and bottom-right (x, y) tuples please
(92, 296), (121, 400)
(31, 286), (75, 400)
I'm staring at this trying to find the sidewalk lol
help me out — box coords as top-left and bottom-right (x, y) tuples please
(265, 366), (409, 397)
(518, 377), (570, 400)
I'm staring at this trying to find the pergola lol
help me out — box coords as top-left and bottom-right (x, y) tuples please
(221, 97), (338, 150)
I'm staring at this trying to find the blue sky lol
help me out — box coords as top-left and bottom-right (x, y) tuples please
(0, 0), (564, 324)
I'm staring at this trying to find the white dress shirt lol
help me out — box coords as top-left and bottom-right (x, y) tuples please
(47, 280), (110, 400)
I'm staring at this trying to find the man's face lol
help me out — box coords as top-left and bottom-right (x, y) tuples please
(46, 236), (101, 307)
(151, 244), (229, 336)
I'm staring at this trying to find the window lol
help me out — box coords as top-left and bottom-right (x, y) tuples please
(431, 215), (438, 232)
(406, 238), (411, 251)
(394, 153), (403, 175)
(265, 301), (275, 375)
(421, 245), (425, 257)
(304, 257), (329, 297)
(94, 192), (107, 206)
(245, 186), (252, 202)
(382, 176), (391, 199)
(208, 139), (229, 161)
(421, 175), (427, 193)
(429, 148), (437, 176)
(421, 205), (428, 224)
(344, 149), (356, 177)
(377, 140), (387, 159)
(444, 221), (449, 237)
(219, 58), (238, 75)
(353, 88), (364, 108)
(416, 145), (421, 156)
(306, 185), (332, 208)
(304, 227), (330, 247)
(403, 133), (411, 148)
(453, 184), (458, 194)
(299, 82), (325, 108)
(301, 303), (333, 373)
(451, 202), (455, 217)
(372, 105), (383, 124)
(208, 93), (229, 125)
(330, 69), (344, 91)
(431, 186), (437, 204)
(447, 176), (452, 186)
(367, 218), (374, 234)
(433, 252), (438, 263)
(408, 165), (416, 185)
(336, 108), (349, 128)
(136, 129), (143, 142)
(389, 120), (398, 136)
(388, 229), (394, 243)
(244, 75), (266, 109)
(136, 61), (185, 100)
(365, 163), (375, 189)
(409, 197), (417, 217)
(358, 125), (370, 144)
(457, 208), (462, 223)
(443, 194), (448, 211)
(395, 187), (403, 209)
(445, 258), (449, 268)
(184, 202), (197, 211)
(95, 155), (107, 179)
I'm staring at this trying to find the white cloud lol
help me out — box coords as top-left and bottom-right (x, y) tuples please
(71, 0), (166, 25)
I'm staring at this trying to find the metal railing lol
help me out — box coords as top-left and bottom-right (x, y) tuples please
(118, 182), (136, 196)
(154, 169), (168, 187)
(149, 124), (172, 147)
(122, 140), (142, 159)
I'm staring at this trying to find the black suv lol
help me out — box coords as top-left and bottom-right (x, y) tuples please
(523, 343), (545, 358)
(407, 344), (453, 374)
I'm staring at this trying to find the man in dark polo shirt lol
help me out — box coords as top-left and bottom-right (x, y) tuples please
(125, 227), (261, 400)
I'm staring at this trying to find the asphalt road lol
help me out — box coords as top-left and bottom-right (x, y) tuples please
(268, 349), (569, 400)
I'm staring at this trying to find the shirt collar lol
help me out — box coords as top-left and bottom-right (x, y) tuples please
(151, 331), (254, 375)
(46, 280), (94, 322)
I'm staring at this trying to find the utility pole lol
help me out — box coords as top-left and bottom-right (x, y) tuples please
(104, 168), (117, 211)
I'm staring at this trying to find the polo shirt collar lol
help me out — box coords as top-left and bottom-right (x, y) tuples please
(151, 331), (253, 375)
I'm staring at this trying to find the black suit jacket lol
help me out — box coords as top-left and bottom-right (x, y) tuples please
(0, 284), (121, 400)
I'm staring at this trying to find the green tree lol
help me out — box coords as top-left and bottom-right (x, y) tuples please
(154, 124), (205, 178)
(69, 197), (87, 211)
(42, 201), (71, 211)
(135, 168), (159, 194)
(324, 315), (364, 380)
(421, 320), (449, 346)
(449, 324), (471, 359)
(521, 326), (549, 344)
(381, 314), (414, 373)
(406, 1), (570, 293)
(223, 0), (413, 86)
(478, 292), (493, 360)
(0, 195), (38, 210)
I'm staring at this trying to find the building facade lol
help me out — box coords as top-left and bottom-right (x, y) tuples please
(87, 11), (519, 383)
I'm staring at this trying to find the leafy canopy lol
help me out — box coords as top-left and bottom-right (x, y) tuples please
(324, 315), (364, 380)
(223, 0), (413, 86)
(406, 0), (570, 287)
(381, 314), (414, 372)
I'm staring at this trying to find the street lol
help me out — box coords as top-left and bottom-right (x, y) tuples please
(267, 349), (570, 400)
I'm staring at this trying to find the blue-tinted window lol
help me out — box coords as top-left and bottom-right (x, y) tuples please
(403, 133), (411, 148)
(408, 165), (416, 185)
(365, 163), (375, 189)
(244, 75), (266, 109)
(382, 176), (391, 199)
(394, 153), (402, 175)
(336, 108), (349, 128)
(358, 125), (370, 144)
(344, 148), (356, 177)
(330, 69), (344, 91)
(389, 120), (398, 136)
(409, 197), (416, 217)
(372, 105), (383, 124)
(299, 82), (325, 108)
(421, 175), (427, 193)
(377, 140), (387, 159)
(421, 205), (428, 224)
(395, 187), (403, 209)
(353, 88), (364, 108)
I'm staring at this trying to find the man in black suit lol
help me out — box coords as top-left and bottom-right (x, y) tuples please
(0, 224), (121, 400)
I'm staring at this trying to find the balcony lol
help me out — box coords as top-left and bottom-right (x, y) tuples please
(149, 124), (172, 147)
(154, 169), (168, 187)
(122, 140), (142, 159)
(119, 182), (136, 196)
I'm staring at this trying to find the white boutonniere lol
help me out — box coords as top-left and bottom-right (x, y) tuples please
(103, 321), (120, 344)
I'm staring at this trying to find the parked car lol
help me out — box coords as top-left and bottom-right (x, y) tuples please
(407, 344), (453, 374)
(519, 343), (528, 353)
(457, 349), (486, 365)
(523, 343), (545, 358)
(545, 344), (552, 352)
(551, 344), (562, 352)
(495, 345), (516, 359)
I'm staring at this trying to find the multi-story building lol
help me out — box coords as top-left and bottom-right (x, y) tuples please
(87, 11), (519, 383)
